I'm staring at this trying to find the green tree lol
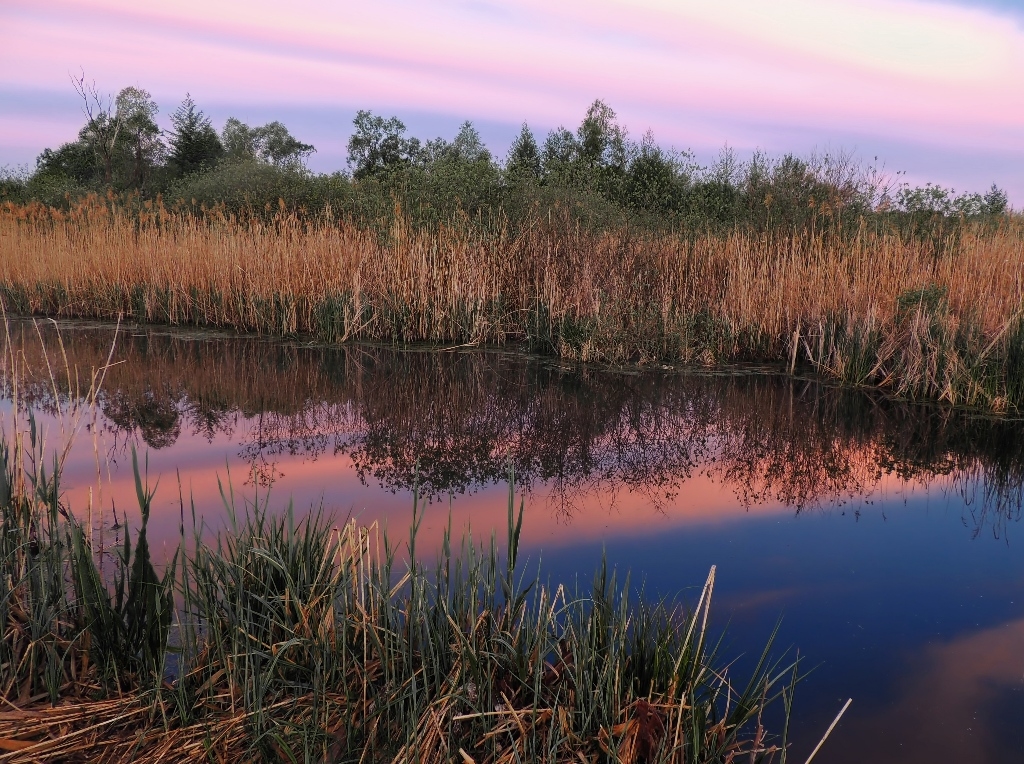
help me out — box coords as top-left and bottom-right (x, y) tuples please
(447, 122), (490, 164)
(223, 118), (315, 168)
(168, 95), (224, 178)
(538, 101), (630, 191)
(222, 117), (258, 160)
(25, 137), (99, 206)
(347, 111), (420, 180)
(36, 140), (99, 185)
(577, 99), (626, 169)
(540, 127), (578, 180)
(577, 100), (630, 201)
(255, 121), (315, 167)
(115, 87), (163, 190)
(621, 134), (688, 215)
(420, 122), (491, 166)
(896, 183), (955, 214)
(40, 78), (160, 193)
(983, 184), (1009, 215)
(0, 166), (25, 198)
(505, 123), (541, 180)
(412, 122), (499, 216)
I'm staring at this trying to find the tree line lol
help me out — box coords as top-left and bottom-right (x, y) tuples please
(18, 79), (314, 198)
(0, 79), (1011, 236)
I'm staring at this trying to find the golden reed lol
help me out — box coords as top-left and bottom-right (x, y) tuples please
(2, 195), (1023, 409)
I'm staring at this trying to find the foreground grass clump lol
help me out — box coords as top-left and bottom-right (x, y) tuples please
(3, 196), (1024, 411)
(0, 431), (796, 763)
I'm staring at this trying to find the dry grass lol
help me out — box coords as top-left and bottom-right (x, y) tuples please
(3, 196), (1024, 409)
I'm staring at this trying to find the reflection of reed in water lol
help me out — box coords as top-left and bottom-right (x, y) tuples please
(8, 320), (1024, 534)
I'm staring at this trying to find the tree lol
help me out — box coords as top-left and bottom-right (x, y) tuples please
(541, 127), (578, 179)
(621, 133), (687, 214)
(983, 184), (1009, 215)
(36, 140), (99, 185)
(222, 117), (257, 160)
(115, 87), (163, 190)
(505, 123), (541, 179)
(346, 111), (420, 180)
(538, 101), (629, 188)
(576, 99), (630, 202)
(577, 99), (627, 170)
(420, 122), (491, 166)
(447, 122), (490, 164)
(896, 183), (957, 215)
(256, 121), (315, 167)
(223, 118), (315, 168)
(50, 77), (162, 192)
(168, 95), (224, 178)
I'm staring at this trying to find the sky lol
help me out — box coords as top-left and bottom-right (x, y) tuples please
(2, 0), (1023, 202)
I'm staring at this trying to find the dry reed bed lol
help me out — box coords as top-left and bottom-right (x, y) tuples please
(3, 199), (1024, 408)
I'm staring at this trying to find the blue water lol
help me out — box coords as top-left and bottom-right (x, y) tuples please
(535, 496), (1024, 762)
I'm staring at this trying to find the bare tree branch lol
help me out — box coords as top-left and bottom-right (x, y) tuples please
(70, 69), (123, 186)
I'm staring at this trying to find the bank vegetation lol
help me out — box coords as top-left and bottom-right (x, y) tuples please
(0, 423), (796, 763)
(2, 195), (1023, 411)
(2, 95), (1021, 412)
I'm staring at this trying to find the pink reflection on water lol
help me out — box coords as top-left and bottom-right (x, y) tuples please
(33, 404), (937, 567)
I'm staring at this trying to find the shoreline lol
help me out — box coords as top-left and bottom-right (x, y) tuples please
(6, 312), (1023, 421)
(4, 197), (1024, 413)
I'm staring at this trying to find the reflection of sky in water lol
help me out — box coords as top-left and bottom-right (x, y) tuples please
(3, 321), (1023, 763)
(546, 501), (1024, 763)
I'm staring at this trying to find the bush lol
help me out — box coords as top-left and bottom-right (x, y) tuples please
(166, 160), (356, 217)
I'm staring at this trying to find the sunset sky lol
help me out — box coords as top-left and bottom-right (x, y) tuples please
(2, 0), (1023, 201)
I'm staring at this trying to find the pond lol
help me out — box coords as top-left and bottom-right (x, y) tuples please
(4, 319), (1024, 763)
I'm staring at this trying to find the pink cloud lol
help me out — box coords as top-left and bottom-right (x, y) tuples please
(0, 115), (79, 155)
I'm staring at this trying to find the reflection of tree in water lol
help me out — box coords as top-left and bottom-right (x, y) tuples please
(328, 355), (709, 505)
(7, 320), (1024, 536)
(102, 389), (182, 449)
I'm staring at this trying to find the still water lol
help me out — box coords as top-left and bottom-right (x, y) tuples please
(5, 320), (1024, 763)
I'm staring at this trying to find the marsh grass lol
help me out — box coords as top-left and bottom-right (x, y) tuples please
(0, 453), (798, 763)
(2, 196), (1024, 410)
(0, 329), (800, 763)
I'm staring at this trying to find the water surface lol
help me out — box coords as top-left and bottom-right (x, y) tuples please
(5, 320), (1024, 763)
